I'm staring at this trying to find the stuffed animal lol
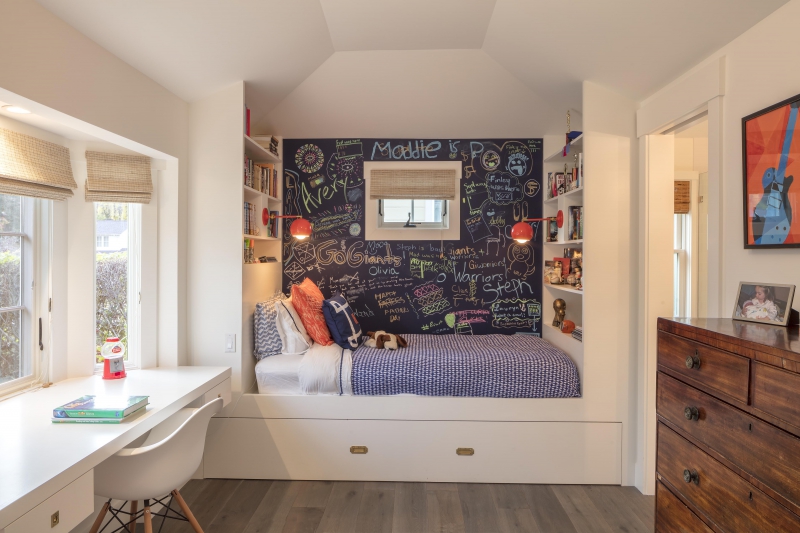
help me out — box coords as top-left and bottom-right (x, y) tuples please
(365, 330), (408, 350)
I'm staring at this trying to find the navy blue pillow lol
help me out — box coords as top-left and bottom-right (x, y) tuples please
(322, 294), (362, 350)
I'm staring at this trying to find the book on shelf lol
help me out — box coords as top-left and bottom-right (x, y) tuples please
(270, 210), (279, 238)
(53, 395), (149, 421)
(244, 156), (277, 197)
(244, 105), (251, 137)
(546, 219), (559, 242)
(568, 206), (583, 241)
(251, 135), (280, 158)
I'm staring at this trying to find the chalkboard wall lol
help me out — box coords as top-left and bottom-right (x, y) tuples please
(282, 138), (544, 335)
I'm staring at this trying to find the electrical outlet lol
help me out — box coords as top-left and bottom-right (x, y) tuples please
(225, 334), (236, 353)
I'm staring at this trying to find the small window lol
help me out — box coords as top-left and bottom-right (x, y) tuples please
(95, 202), (140, 368)
(0, 194), (34, 391)
(379, 199), (448, 229)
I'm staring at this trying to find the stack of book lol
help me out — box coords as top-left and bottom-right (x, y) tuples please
(52, 395), (148, 424)
(252, 135), (279, 158)
(572, 326), (583, 342)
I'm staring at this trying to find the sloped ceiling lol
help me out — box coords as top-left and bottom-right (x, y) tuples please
(35, 0), (789, 137)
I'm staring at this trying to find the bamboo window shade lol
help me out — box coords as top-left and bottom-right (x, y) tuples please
(85, 151), (153, 204)
(369, 169), (456, 200)
(0, 127), (77, 200)
(674, 181), (691, 214)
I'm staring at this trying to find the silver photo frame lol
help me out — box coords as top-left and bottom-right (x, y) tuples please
(732, 282), (796, 327)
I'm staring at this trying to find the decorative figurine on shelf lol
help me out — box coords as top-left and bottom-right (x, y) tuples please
(567, 273), (577, 286)
(553, 299), (567, 328)
(574, 266), (582, 290)
(548, 267), (562, 285)
(561, 320), (576, 334)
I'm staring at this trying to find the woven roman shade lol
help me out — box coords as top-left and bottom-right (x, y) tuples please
(370, 169), (456, 200)
(674, 181), (690, 214)
(85, 151), (152, 204)
(0, 127), (77, 200)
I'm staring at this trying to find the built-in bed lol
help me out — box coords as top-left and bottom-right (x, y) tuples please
(203, 333), (623, 485)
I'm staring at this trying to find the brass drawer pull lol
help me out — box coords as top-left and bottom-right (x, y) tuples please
(683, 469), (699, 485)
(456, 447), (474, 456)
(685, 350), (701, 370)
(684, 406), (700, 421)
(350, 446), (368, 454)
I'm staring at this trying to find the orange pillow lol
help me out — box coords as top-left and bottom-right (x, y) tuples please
(290, 278), (333, 346)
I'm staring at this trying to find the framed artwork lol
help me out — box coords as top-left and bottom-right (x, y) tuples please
(742, 93), (800, 248)
(732, 282), (795, 326)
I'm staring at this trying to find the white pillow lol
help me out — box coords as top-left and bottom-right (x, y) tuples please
(276, 299), (312, 355)
(284, 298), (313, 346)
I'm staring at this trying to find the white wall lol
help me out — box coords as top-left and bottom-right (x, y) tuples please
(581, 82), (639, 485)
(641, 0), (800, 314)
(0, 0), (189, 367)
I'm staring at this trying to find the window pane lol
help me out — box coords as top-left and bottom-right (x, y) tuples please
(0, 236), (21, 308)
(95, 203), (129, 363)
(382, 199), (444, 223)
(0, 194), (21, 233)
(0, 310), (23, 384)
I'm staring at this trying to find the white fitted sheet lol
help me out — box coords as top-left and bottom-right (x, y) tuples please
(255, 343), (353, 395)
(255, 353), (304, 394)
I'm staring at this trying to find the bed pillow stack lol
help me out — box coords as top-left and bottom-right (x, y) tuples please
(275, 298), (312, 355)
(322, 293), (363, 350)
(291, 278), (334, 346)
(254, 293), (286, 360)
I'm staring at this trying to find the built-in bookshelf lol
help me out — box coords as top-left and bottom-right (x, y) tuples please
(242, 125), (283, 264)
(541, 135), (583, 357)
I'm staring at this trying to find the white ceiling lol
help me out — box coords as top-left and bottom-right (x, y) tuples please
(319, 0), (497, 51)
(35, 0), (789, 136)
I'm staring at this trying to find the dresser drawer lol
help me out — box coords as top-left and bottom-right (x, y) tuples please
(658, 372), (800, 510)
(656, 480), (712, 533)
(658, 332), (750, 402)
(752, 362), (800, 429)
(657, 423), (800, 532)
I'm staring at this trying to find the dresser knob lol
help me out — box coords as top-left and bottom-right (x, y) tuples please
(684, 406), (700, 421)
(685, 353), (701, 370)
(683, 469), (699, 485)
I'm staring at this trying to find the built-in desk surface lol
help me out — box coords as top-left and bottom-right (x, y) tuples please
(0, 366), (230, 530)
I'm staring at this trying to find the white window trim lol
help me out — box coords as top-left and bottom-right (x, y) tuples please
(364, 161), (461, 241)
(93, 203), (142, 374)
(0, 197), (50, 398)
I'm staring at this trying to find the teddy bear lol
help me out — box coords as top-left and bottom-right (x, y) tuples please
(365, 330), (408, 350)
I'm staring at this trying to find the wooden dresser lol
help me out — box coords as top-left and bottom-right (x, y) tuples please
(656, 317), (800, 532)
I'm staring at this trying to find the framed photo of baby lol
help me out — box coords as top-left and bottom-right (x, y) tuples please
(733, 283), (796, 326)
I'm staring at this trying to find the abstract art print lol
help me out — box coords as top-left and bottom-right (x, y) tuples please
(742, 93), (800, 248)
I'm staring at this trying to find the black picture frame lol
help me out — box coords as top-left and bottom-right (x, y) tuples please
(741, 92), (800, 249)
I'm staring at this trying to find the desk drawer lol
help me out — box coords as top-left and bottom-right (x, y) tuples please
(656, 423), (800, 532)
(658, 372), (800, 510)
(5, 470), (93, 533)
(204, 377), (231, 408)
(658, 332), (749, 402)
(752, 362), (800, 429)
(656, 480), (712, 533)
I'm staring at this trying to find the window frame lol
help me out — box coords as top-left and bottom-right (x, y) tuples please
(93, 202), (142, 373)
(0, 196), (46, 397)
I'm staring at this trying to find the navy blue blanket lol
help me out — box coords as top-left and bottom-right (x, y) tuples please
(351, 334), (580, 398)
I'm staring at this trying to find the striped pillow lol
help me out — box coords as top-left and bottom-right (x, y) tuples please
(291, 278), (333, 346)
(253, 293), (286, 360)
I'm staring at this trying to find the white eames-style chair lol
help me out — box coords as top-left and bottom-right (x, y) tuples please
(89, 397), (223, 533)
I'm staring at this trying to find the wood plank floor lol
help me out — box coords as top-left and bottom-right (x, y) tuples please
(139, 480), (653, 533)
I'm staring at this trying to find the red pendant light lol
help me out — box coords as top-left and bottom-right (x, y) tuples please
(509, 217), (558, 244)
(262, 209), (313, 240)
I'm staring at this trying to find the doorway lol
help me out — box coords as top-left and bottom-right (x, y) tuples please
(669, 115), (709, 317)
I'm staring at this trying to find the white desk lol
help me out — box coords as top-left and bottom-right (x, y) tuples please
(0, 366), (230, 532)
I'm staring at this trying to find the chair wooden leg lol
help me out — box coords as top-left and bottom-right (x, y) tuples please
(143, 500), (153, 533)
(172, 489), (204, 533)
(89, 501), (110, 533)
(128, 500), (138, 533)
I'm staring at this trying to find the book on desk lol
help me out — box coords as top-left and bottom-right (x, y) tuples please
(52, 395), (149, 423)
